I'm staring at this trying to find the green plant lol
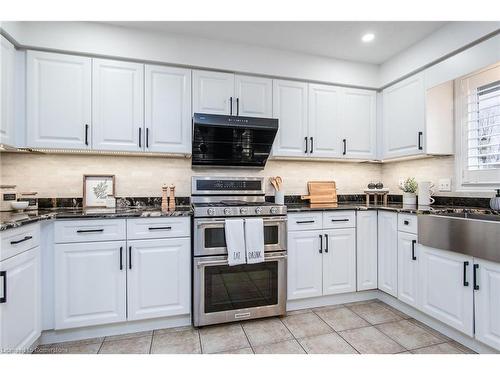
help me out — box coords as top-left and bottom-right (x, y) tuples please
(399, 177), (418, 194)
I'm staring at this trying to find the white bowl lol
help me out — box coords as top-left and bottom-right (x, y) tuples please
(11, 201), (29, 211)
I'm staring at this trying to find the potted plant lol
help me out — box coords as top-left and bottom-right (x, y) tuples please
(399, 177), (418, 205)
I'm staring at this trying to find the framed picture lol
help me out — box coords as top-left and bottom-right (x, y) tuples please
(83, 175), (115, 208)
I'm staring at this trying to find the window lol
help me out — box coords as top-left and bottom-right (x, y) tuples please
(457, 63), (500, 187)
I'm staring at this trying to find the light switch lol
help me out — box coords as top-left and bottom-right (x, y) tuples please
(438, 178), (452, 192)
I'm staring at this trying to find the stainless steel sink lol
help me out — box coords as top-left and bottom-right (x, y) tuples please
(418, 212), (500, 263)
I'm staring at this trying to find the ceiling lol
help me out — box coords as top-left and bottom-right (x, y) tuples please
(105, 21), (448, 64)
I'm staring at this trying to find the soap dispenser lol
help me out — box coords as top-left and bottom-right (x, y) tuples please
(491, 189), (500, 211)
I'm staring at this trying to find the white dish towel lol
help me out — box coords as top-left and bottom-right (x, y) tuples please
(225, 219), (246, 266)
(245, 218), (265, 264)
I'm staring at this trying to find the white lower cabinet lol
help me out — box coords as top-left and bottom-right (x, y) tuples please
(397, 231), (419, 308)
(419, 245), (474, 336)
(54, 241), (127, 329)
(323, 228), (356, 295)
(0, 247), (41, 352)
(474, 258), (500, 351)
(377, 211), (398, 297)
(127, 238), (190, 321)
(356, 211), (378, 291)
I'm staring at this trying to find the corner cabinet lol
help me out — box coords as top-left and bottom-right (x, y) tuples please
(0, 36), (16, 146)
(26, 51), (92, 149)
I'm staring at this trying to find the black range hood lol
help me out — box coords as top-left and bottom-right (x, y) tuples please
(192, 113), (278, 168)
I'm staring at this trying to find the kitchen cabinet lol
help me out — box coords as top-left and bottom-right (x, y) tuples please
(26, 51), (92, 149)
(192, 70), (235, 115)
(272, 79), (309, 157)
(0, 36), (16, 146)
(234, 74), (273, 117)
(397, 231), (419, 308)
(474, 258), (500, 351)
(419, 245), (474, 336)
(54, 241), (127, 329)
(356, 211), (378, 291)
(322, 228), (356, 295)
(92, 58), (144, 151)
(377, 211), (398, 297)
(0, 247), (41, 353)
(145, 65), (191, 153)
(341, 88), (377, 159)
(127, 238), (190, 321)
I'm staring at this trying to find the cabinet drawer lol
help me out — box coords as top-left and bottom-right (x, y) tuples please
(1, 223), (40, 261)
(323, 211), (356, 229)
(287, 212), (323, 231)
(54, 219), (126, 243)
(398, 213), (418, 234)
(127, 217), (190, 240)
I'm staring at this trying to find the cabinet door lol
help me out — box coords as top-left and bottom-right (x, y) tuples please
(92, 59), (144, 151)
(378, 211), (398, 297)
(397, 232), (419, 308)
(145, 65), (191, 153)
(127, 238), (190, 321)
(308, 83), (342, 158)
(192, 70), (234, 115)
(342, 88), (377, 159)
(474, 258), (500, 351)
(382, 73), (425, 158)
(54, 241), (127, 329)
(419, 245), (473, 336)
(27, 51), (91, 149)
(234, 75), (272, 118)
(357, 211), (378, 291)
(0, 36), (15, 146)
(287, 230), (323, 300)
(0, 247), (41, 352)
(323, 228), (356, 295)
(272, 80), (309, 157)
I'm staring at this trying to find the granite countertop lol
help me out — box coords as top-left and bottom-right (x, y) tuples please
(0, 206), (192, 231)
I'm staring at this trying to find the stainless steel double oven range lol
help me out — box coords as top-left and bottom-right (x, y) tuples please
(191, 176), (287, 327)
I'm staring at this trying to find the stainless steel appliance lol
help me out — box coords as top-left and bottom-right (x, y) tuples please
(192, 176), (287, 327)
(191, 113), (278, 168)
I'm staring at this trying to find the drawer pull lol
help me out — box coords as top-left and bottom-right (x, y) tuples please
(296, 220), (315, 224)
(148, 226), (172, 231)
(331, 219), (349, 222)
(0, 271), (6, 304)
(404, 220), (410, 225)
(10, 236), (33, 245)
(76, 229), (104, 233)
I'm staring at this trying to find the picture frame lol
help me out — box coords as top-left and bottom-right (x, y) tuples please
(83, 174), (115, 208)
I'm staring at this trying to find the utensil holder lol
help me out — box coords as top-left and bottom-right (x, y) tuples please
(274, 191), (285, 205)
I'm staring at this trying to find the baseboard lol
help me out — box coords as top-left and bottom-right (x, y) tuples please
(40, 314), (191, 345)
(286, 290), (380, 311)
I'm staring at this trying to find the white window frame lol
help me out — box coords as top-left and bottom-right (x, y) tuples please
(454, 62), (500, 191)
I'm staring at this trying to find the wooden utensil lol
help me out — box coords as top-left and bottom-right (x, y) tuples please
(269, 177), (279, 191)
(275, 176), (283, 191)
(301, 181), (337, 204)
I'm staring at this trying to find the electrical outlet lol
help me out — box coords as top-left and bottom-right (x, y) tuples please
(438, 178), (452, 192)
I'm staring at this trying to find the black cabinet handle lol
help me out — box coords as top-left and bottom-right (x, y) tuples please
(10, 236), (33, 245)
(139, 128), (142, 148)
(418, 131), (423, 150)
(331, 219), (349, 222)
(236, 98), (239, 116)
(296, 220), (315, 224)
(119, 247), (123, 270)
(404, 220), (409, 225)
(76, 229), (104, 233)
(310, 137), (313, 154)
(411, 240), (417, 261)
(229, 97), (233, 115)
(0, 271), (6, 304)
(304, 137), (308, 154)
(343, 139), (347, 155)
(463, 261), (469, 287)
(148, 226), (172, 231)
(324, 234), (329, 253)
(146, 128), (149, 148)
(85, 124), (89, 146)
(473, 264), (479, 290)
(129, 246), (132, 270)
(319, 234), (323, 254)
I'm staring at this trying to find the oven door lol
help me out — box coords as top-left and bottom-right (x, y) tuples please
(193, 251), (287, 327)
(193, 216), (287, 256)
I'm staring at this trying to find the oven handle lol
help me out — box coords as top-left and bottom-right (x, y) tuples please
(196, 216), (287, 227)
(196, 254), (287, 268)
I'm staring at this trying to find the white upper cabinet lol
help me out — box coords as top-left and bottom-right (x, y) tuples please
(145, 65), (191, 153)
(382, 72), (425, 158)
(272, 79), (308, 157)
(378, 211), (398, 297)
(192, 70), (234, 115)
(27, 51), (91, 149)
(308, 83), (342, 158)
(92, 59), (144, 151)
(322, 228), (356, 295)
(341, 88), (377, 159)
(234, 75), (272, 118)
(0, 36), (16, 146)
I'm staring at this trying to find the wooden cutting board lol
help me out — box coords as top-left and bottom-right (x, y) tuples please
(301, 181), (337, 204)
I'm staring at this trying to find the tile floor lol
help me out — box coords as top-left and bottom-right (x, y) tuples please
(34, 299), (476, 354)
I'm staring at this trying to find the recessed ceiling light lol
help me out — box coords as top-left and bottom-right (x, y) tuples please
(361, 33), (375, 43)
